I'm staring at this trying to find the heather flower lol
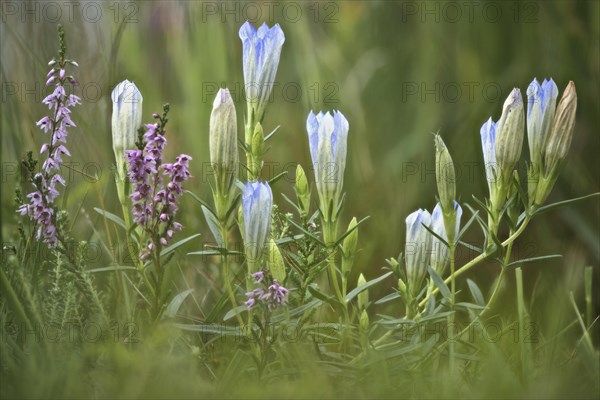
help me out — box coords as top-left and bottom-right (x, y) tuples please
(242, 181), (273, 270)
(244, 273), (289, 310)
(306, 110), (349, 223)
(239, 21), (285, 124)
(17, 27), (80, 248)
(125, 111), (192, 259)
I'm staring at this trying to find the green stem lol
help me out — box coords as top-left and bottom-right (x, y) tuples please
(221, 224), (245, 328)
(448, 242), (456, 374)
(419, 216), (531, 309)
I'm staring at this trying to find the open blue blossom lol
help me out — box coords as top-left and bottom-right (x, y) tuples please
(526, 78), (559, 170)
(239, 21), (285, 123)
(306, 110), (349, 222)
(405, 208), (432, 297)
(242, 181), (273, 269)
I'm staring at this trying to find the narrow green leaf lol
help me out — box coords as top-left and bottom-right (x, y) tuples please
(161, 233), (201, 257)
(164, 288), (194, 319)
(467, 278), (485, 306)
(201, 205), (224, 247)
(223, 305), (248, 322)
(507, 254), (562, 268)
(345, 271), (394, 304)
(93, 207), (126, 230)
(427, 266), (451, 299)
(85, 266), (136, 273)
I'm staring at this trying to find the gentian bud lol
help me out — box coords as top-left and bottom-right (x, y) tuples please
(294, 164), (310, 217)
(404, 209), (432, 298)
(242, 181), (273, 272)
(210, 88), (238, 194)
(306, 110), (349, 223)
(342, 217), (359, 276)
(357, 273), (368, 310)
(495, 88), (525, 185)
(534, 81), (577, 206)
(268, 238), (286, 283)
(111, 80), (143, 208)
(239, 21), (285, 124)
(434, 134), (456, 214)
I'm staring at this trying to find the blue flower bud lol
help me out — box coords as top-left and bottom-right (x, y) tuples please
(239, 21), (285, 124)
(527, 78), (558, 170)
(242, 181), (273, 271)
(405, 209), (432, 297)
(306, 110), (349, 222)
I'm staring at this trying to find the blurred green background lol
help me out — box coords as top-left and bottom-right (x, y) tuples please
(1, 0), (599, 299)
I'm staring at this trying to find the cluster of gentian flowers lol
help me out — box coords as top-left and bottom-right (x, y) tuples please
(479, 78), (577, 210)
(125, 115), (192, 259)
(17, 29), (81, 248)
(245, 271), (289, 310)
(404, 202), (462, 298)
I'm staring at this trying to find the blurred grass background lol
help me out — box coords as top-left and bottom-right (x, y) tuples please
(1, 0), (599, 307)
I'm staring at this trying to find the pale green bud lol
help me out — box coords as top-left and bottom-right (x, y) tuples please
(495, 88), (525, 185)
(398, 278), (407, 295)
(359, 309), (370, 332)
(341, 217), (359, 276)
(434, 134), (456, 213)
(357, 273), (368, 310)
(544, 81), (577, 178)
(210, 89), (238, 191)
(268, 238), (286, 283)
(295, 164), (310, 217)
(535, 81), (577, 206)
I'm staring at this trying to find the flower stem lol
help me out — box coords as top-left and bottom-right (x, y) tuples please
(220, 224), (245, 327)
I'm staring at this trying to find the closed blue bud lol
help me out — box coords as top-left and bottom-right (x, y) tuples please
(431, 202), (462, 276)
(480, 117), (497, 193)
(242, 181), (273, 271)
(527, 78), (559, 170)
(239, 21), (285, 124)
(405, 209), (432, 297)
(306, 110), (349, 222)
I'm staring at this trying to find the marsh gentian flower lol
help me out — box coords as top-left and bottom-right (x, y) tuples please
(405, 209), (432, 297)
(239, 21), (285, 124)
(306, 110), (349, 222)
(526, 78), (558, 170)
(112, 80), (143, 207)
(480, 117), (497, 192)
(242, 181), (273, 270)
(430, 202), (462, 276)
(209, 89), (239, 219)
(534, 81), (577, 205)
(495, 88), (525, 185)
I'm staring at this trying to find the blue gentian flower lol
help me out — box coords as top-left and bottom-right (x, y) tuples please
(526, 78), (559, 169)
(239, 21), (285, 124)
(242, 181), (273, 269)
(405, 208), (432, 297)
(306, 110), (349, 222)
